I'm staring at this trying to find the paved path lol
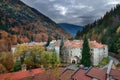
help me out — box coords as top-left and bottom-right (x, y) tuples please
(109, 56), (119, 65)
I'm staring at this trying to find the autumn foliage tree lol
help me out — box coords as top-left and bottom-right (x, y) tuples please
(0, 52), (14, 72)
(14, 45), (29, 64)
(39, 51), (50, 68)
(0, 64), (7, 74)
(14, 45), (59, 69)
(49, 52), (58, 68)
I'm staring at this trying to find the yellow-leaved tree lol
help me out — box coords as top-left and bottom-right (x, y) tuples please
(0, 52), (14, 72)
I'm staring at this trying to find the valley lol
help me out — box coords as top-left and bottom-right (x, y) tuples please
(0, 0), (120, 80)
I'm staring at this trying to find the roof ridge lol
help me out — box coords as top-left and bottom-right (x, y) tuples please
(85, 66), (94, 75)
(71, 66), (83, 78)
(59, 68), (74, 77)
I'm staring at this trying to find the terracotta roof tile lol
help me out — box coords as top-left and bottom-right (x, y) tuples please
(86, 67), (107, 80)
(64, 40), (106, 49)
(33, 68), (64, 80)
(72, 69), (91, 80)
(89, 41), (105, 48)
(64, 40), (71, 47)
(59, 69), (74, 80)
(110, 69), (120, 80)
(0, 68), (44, 80)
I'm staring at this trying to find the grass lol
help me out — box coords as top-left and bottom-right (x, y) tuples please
(98, 57), (110, 67)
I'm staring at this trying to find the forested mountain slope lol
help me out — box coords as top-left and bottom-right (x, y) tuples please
(76, 4), (120, 54)
(0, 0), (71, 51)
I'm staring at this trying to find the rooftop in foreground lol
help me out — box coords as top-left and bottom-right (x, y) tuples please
(0, 68), (44, 80)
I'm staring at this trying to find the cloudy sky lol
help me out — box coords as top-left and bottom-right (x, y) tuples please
(21, 0), (120, 26)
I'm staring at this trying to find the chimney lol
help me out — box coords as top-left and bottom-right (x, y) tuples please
(79, 64), (84, 69)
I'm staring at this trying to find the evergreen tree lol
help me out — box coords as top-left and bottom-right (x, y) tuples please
(81, 36), (91, 67)
(59, 39), (64, 62)
(45, 36), (52, 47)
(78, 4), (120, 55)
(75, 30), (81, 39)
(14, 61), (21, 72)
(116, 38), (120, 54)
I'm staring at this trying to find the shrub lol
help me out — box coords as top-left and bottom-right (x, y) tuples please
(14, 61), (21, 72)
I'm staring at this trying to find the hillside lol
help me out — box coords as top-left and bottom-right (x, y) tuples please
(0, 0), (71, 51)
(59, 23), (83, 36)
(76, 4), (120, 54)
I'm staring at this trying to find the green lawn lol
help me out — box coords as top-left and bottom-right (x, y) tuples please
(98, 57), (110, 67)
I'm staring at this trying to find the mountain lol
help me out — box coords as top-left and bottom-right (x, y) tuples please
(0, 1), (71, 45)
(59, 23), (83, 36)
(0, 0), (71, 52)
(76, 4), (120, 54)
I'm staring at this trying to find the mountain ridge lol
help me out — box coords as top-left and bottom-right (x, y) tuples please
(59, 23), (83, 36)
(0, 0), (71, 51)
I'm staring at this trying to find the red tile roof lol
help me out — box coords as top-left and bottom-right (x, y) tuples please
(110, 69), (120, 80)
(59, 69), (74, 80)
(32, 67), (120, 80)
(89, 41), (105, 48)
(33, 68), (64, 80)
(71, 41), (83, 48)
(0, 68), (44, 80)
(64, 40), (106, 49)
(86, 67), (107, 80)
(64, 40), (71, 47)
(33, 72), (56, 80)
(72, 69), (91, 80)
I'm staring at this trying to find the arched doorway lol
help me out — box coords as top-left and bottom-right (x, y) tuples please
(72, 60), (76, 64)
(71, 56), (80, 64)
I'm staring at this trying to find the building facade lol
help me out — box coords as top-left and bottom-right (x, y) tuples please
(61, 40), (108, 66)
(46, 40), (61, 61)
(46, 39), (108, 66)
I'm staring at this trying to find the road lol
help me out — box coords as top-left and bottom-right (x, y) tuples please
(109, 56), (119, 65)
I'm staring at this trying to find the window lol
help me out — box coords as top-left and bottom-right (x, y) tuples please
(91, 49), (93, 51)
(103, 47), (105, 50)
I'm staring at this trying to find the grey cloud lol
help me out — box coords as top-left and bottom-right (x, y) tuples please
(21, 0), (120, 26)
